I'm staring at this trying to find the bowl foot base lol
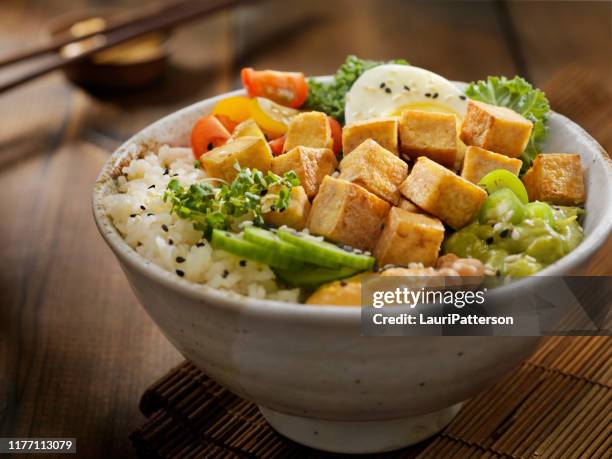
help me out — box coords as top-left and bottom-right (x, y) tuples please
(258, 402), (463, 454)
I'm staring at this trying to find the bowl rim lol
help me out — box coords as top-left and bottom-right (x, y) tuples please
(92, 78), (612, 318)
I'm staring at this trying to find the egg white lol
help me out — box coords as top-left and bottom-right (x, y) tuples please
(344, 64), (468, 124)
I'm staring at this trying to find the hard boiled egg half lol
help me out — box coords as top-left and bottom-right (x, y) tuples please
(344, 64), (468, 124)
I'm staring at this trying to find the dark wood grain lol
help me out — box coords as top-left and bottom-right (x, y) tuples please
(0, 1), (609, 458)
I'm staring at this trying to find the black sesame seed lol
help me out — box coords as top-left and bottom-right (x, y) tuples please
(222, 269), (229, 278)
(459, 95), (467, 100)
(261, 189), (268, 196)
(379, 82), (386, 88)
(168, 239), (174, 245)
(207, 142), (214, 151)
(500, 229), (510, 238)
(340, 281), (347, 287)
(147, 213), (154, 216)
(137, 242), (142, 247)
(176, 269), (184, 277)
(270, 205), (276, 211)
(486, 237), (494, 245)
(239, 260), (247, 267)
(140, 205), (146, 210)
(130, 214), (136, 218)
(425, 92), (431, 97)
(176, 256), (186, 263)
(163, 168), (169, 175)
(403, 85), (410, 91)
(172, 173), (179, 177)
(496, 269), (501, 277)
(384, 87), (391, 94)
(433, 92), (439, 99)
(162, 224), (169, 232)
(196, 242), (205, 247)
(148, 184), (155, 189)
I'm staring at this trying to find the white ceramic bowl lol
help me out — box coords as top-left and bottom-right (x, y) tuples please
(92, 80), (612, 453)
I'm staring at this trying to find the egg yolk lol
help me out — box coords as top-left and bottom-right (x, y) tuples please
(388, 101), (461, 117)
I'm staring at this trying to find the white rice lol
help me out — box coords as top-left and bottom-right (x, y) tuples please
(103, 145), (300, 302)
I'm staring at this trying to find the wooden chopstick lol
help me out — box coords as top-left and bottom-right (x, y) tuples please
(0, 0), (190, 69)
(0, 0), (248, 95)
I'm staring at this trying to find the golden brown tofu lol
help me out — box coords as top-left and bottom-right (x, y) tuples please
(271, 146), (337, 199)
(232, 118), (266, 141)
(342, 118), (399, 155)
(522, 153), (585, 205)
(374, 207), (445, 267)
(399, 156), (487, 229)
(522, 167), (537, 201)
(201, 136), (272, 182)
(263, 186), (311, 230)
(461, 146), (522, 183)
(305, 275), (363, 306)
(399, 110), (458, 168)
(338, 139), (408, 205)
(307, 176), (391, 251)
(397, 197), (423, 213)
(283, 111), (333, 152)
(460, 100), (533, 158)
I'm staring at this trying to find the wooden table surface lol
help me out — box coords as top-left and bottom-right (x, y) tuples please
(0, 1), (610, 457)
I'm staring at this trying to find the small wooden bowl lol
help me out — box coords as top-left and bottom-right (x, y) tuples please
(47, 11), (170, 92)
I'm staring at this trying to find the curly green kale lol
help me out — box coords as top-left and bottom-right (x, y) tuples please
(305, 55), (409, 123)
(163, 164), (300, 239)
(465, 76), (550, 172)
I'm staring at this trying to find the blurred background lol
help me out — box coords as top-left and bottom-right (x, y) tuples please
(0, 1), (610, 457)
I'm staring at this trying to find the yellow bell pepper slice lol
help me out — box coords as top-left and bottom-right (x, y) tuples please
(249, 97), (299, 138)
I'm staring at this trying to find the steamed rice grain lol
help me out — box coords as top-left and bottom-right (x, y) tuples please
(103, 145), (300, 302)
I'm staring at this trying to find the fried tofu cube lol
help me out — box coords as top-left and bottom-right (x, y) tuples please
(522, 167), (537, 201)
(342, 118), (399, 155)
(522, 153), (585, 205)
(399, 156), (487, 229)
(283, 111), (332, 152)
(374, 207), (445, 267)
(338, 139), (408, 205)
(399, 110), (458, 168)
(271, 146), (337, 199)
(201, 136), (272, 182)
(460, 100), (533, 158)
(232, 118), (266, 141)
(461, 146), (522, 183)
(397, 197), (423, 213)
(263, 186), (311, 230)
(307, 176), (391, 251)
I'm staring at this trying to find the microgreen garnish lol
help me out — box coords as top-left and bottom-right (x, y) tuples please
(163, 163), (300, 240)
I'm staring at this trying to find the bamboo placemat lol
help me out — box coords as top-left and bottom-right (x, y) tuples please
(130, 336), (611, 459)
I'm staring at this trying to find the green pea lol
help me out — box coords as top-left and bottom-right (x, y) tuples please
(479, 189), (525, 225)
(524, 201), (554, 223)
(478, 169), (529, 204)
